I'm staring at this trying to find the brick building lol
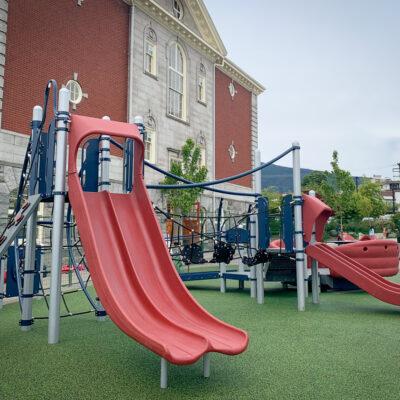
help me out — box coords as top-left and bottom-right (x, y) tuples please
(0, 0), (264, 220)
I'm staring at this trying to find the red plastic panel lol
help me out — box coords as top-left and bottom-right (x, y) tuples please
(307, 243), (400, 306)
(67, 115), (248, 365)
(302, 194), (332, 242)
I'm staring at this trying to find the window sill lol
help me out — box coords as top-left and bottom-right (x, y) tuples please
(166, 113), (190, 126)
(144, 70), (158, 81)
(197, 99), (207, 107)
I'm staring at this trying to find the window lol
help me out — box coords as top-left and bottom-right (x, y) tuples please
(144, 116), (156, 163)
(144, 27), (157, 77)
(172, 0), (183, 19)
(66, 79), (83, 105)
(168, 42), (186, 120)
(197, 63), (206, 104)
(168, 148), (180, 169)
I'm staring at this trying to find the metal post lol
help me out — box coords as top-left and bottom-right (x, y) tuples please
(255, 150), (264, 304)
(309, 190), (320, 304)
(0, 257), (5, 310)
(160, 358), (168, 389)
(99, 116), (111, 192)
(292, 142), (305, 311)
(94, 116), (110, 322)
(48, 88), (70, 344)
(20, 105), (42, 331)
(249, 216), (257, 299)
(219, 207), (226, 293)
(203, 353), (211, 378)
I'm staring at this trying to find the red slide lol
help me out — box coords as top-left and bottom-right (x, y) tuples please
(306, 243), (400, 306)
(67, 116), (248, 365)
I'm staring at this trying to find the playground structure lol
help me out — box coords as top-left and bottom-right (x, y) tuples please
(1, 81), (399, 389)
(0, 81), (307, 389)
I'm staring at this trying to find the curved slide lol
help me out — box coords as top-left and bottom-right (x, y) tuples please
(306, 243), (400, 306)
(68, 115), (248, 365)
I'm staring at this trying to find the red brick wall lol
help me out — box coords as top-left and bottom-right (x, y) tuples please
(215, 68), (252, 188)
(2, 0), (130, 135)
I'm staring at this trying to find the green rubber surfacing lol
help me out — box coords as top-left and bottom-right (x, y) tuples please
(0, 279), (399, 400)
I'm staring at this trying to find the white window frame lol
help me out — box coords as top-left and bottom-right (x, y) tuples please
(144, 27), (157, 78)
(168, 42), (187, 121)
(144, 125), (156, 163)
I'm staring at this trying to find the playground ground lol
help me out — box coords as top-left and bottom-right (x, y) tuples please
(1, 278), (399, 400)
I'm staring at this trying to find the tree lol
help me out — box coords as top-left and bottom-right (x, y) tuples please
(162, 139), (208, 215)
(261, 186), (282, 214)
(302, 170), (329, 191)
(355, 180), (386, 218)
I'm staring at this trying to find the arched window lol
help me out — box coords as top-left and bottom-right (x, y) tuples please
(144, 114), (156, 163)
(197, 63), (206, 104)
(172, 0), (184, 20)
(168, 42), (186, 120)
(144, 26), (157, 77)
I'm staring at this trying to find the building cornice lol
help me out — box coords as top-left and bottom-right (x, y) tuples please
(218, 59), (265, 96)
(125, 0), (265, 95)
(129, 0), (223, 63)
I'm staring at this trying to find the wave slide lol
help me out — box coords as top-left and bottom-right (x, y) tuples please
(306, 243), (400, 306)
(67, 116), (248, 385)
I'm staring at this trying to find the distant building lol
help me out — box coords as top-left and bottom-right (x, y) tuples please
(372, 175), (400, 212)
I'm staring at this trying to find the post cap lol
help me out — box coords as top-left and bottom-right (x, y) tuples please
(32, 105), (43, 121)
(133, 115), (144, 125)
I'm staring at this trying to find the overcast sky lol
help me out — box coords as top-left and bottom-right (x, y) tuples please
(204, 0), (400, 178)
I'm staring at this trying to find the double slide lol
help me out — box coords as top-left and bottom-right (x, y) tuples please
(306, 243), (400, 306)
(68, 115), (248, 365)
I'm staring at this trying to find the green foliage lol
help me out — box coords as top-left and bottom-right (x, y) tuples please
(391, 212), (400, 232)
(261, 186), (282, 215)
(162, 138), (208, 215)
(302, 170), (329, 191)
(355, 180), (387, 218)
(302, 151), (386, 222)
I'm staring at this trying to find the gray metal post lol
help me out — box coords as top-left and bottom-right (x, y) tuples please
(0, 257), (5, 310)
(95, 116), (110, 321)
(309, 190), (320, 304)
(219, 207), (226, 293)
(99, 116), (111, 192)
(203, 353), (211, 378)
(292, 142), (305, 311)
(255, 150), (264, 304)
(249, 216), (257, 299)
(20, 105), (42, 331)
(48, 88), (70, 344)
(160, 358), (168, 389)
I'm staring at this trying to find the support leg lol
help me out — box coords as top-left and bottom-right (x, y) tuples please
(0, 257), (4, 310)
(203, 353), (211, 378)
(160, 357), (168, 389)
(311, 259), (320, 304)
(256, 263), (264, 304)
(220, 262), (226, 293)
(250, 265), (256, 298)
(48, 88), (70, 344)
(21, 205), (38, 331)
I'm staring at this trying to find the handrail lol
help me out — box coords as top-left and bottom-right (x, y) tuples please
(144, 160), (259, 197)
(147, 145), (298, 190)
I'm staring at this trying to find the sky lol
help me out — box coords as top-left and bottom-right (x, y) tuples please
(204, 0), (400, 178)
